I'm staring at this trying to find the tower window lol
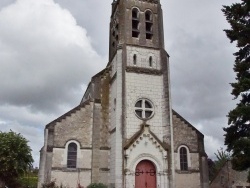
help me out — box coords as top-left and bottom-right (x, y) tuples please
(111, 18), (119, 49)
(180, 147), (188, 171)
(133, 54), (137, 65)
(145, 10), (153, 39)
(145, 11), (152, 21)
(132, 8), (139, 19)
(132, 21), (139, 30)
(132, 8), (140, 38)
(67, 142), (77, 168)
(149, 56), (152, 67)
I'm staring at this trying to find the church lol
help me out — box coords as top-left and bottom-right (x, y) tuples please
(38, 0), (209, 187)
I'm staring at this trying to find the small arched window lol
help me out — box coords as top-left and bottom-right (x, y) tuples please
(145, 10), (152, 21)
(133, 54), (137, 65)
(149, 56), (152, 67)
(67, 142), (77, 168)
(180, 147), (188, 171)
(145, 10), (153, 39)
(132, 8), (139, 19)
(132, 8), (140, 38)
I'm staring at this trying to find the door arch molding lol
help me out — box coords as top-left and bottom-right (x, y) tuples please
(130, 153), (162, 172)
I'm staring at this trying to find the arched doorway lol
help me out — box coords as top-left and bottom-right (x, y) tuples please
(135, 160), (156, 188)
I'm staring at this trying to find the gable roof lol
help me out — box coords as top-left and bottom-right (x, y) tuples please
(124, 124), (170, 151)
(45, 99), (100, 129)
(172, 109), (204, 138)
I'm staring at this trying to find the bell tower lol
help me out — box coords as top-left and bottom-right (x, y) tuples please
(108, 0), (174, 187)
(109, 0), (165, 60)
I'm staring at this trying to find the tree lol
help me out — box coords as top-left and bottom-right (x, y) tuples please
(222, 0), (250, 181)
(0, 130), (34, 187)
(214, 148), (231, 171)
(208, 148), (231, 181)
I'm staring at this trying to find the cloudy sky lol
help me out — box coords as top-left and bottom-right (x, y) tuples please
(0, 0), (240, 167)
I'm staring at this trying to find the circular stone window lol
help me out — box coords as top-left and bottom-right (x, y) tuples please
(134, 99), (154, 120)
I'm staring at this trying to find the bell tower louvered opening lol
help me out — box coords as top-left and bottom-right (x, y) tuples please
(132, 8), (140, 38)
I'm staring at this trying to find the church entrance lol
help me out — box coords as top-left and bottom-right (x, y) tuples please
(135, 160), (156, 188)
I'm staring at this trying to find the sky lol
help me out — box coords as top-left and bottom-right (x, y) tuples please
(0, 0), (240, 167)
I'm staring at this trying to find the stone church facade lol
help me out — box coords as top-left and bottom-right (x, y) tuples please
(38, 0), (209, 187)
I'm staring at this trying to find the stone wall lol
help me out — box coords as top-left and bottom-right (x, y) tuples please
(172, 111), (206, 188)
(126, 46), (161, 69)
(172, 112), (199, 152)
(125, 46), (168, 142)
(51, 170), (91, 188)
(175, 173), (201, 188)
(53, 103), (93, 148)
(109, 48), (124, 187)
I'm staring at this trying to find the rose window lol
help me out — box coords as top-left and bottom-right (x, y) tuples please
(134, 99), (154, 119)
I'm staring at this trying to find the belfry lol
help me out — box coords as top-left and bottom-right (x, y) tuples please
(38, 0), (209, 187)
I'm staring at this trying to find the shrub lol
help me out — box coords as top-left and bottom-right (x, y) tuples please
(19, 176), (38, 188)
(87, 183), (107, 188)
(42, 181), (57, 188)
(42, 181), (69, 188)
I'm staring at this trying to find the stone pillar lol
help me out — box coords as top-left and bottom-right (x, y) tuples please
(38, 129), (49, 188)
(37, 147), (46, 188)
(91, 102), (101, 182)
(202, 156), (209, 188)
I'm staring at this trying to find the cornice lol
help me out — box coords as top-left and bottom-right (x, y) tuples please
(126, 66), (162, 75)
(139, 0), (159, 4)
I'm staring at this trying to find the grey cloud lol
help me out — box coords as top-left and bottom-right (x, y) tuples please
(54, 0), (111, 56)
(0, 0), (104, 113)
(0, 0), (241, 166)
(0, 0), (15, 10)
(161, 0), (240, 159)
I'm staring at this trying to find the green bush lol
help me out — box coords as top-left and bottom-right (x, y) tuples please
(19, 176), (38, 188)
(87, 183), (107, 188)
(42, 181), (68, 188)
(42, 181), (57, 188)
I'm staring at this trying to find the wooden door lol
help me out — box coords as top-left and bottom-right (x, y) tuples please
(135, 160), (156, 188)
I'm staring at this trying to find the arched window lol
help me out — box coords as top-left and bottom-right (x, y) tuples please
(180, 147), (188, 171)
(67, 142), (77, 168)
(132, 8), (140, 38)
(133, 54), (137, 65)
(145, 10), (153, 39)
